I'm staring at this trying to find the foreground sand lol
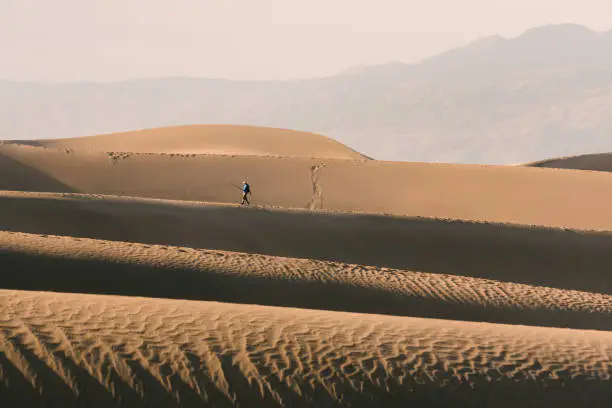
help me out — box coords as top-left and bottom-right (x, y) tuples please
(1, 289), (611, 408)
(4, 143), (612, 228)
(2, 231), (612, 331)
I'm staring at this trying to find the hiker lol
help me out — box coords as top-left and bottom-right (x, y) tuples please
(241, 180), (251, 205)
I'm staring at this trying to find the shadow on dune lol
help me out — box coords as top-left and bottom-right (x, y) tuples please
(0, 351), (45, 408)
(0, 155), (75, 193)
(2, 196), (612, 295)
(0, 196), (129, 236)
(527, 153), (612, 172)
(1, 248), (610, 332)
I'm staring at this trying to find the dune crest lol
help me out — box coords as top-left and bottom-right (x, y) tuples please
(5, 124), (368, 160)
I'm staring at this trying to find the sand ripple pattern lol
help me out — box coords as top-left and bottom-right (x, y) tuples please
(2, 231), (612, 331)
(1, 290), (612, 408)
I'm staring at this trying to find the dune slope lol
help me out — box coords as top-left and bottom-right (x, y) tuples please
(1, 289), (611, 408)
(0, 144), (316, 208)
(3, 192), (612, 294)
(4, 125), (368, 160)
(3, 144), (612, 228)
(2, 231), (612, 331)
(319, 159), (612, 229)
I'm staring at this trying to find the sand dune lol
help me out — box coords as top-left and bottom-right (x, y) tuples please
(1, 289), (611, 408)
(2, 231), (612, 331)
(318, 159), (612, 228)
(3, 191), (612, 294)
(3, 128), (612, 406)
(3, 144), (612, 228)
(525, 153), (612, 172)
(4, 125), (368, 160)
(0, 143), (317, 208)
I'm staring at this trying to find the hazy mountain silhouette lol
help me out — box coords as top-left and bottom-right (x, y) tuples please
(1, 23), (611, 164)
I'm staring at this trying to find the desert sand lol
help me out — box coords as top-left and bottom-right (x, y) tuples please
(4, 125), (368, 160)
(3, 191), (612, 294)
(3, 142), (612, 228)
(2, 125), (612, 407)
(2, 231), (612, 331)
(1, 289), (611, 408)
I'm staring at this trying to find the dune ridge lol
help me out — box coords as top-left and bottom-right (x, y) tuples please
(2, 231), (612, 331)
(4, 125), (368, 160)
(1, 289), (612, 408)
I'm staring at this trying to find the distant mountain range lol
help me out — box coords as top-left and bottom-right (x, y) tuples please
(2, 23), (611, 164)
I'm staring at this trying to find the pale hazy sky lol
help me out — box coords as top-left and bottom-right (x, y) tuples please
(1, 0), (611, 81)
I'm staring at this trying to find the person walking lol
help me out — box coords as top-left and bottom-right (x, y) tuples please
(241, 180), (251, 205)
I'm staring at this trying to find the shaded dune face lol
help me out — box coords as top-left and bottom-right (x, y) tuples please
(2, 192), (612, 294)
(1, 290), (611, 408)
(2, 231), (612, 331)
(524, 153), (612, 172)
(0, 154), (75, 193)
(4, 124), (369, 160)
